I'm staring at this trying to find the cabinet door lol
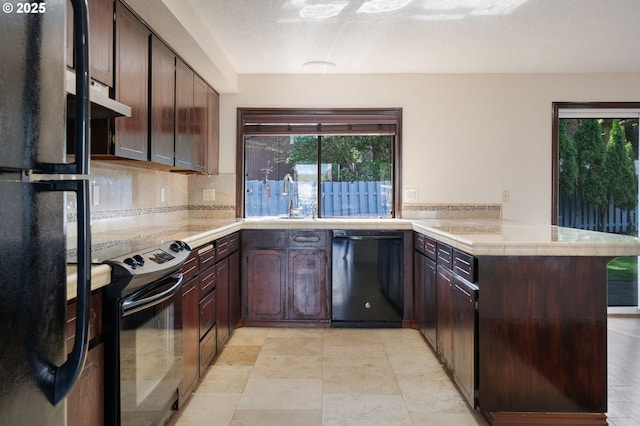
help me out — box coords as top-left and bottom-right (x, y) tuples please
(287, 249), (328, 320)
(206, 87), (220, 175)
(192, 74), (208, 172)
(423, 257), (437, 349)
(89, 0), (114, 86)
(216, 257), (230, 348)
(436, 265), (454, 370)
(150, 35), (175, 166)
(66, 343), (104, 426)
(452, 275), (478, 408)
(66, 0), (73, 68)
(413, 251), (426, 333)
(114, 0), (149, 160)
(179, 278), (199, 403)
(175, 59), (194, 169)
(246, 249), (286, 321)
(228, 250), (241, 329)
(66, 0), (113, 85)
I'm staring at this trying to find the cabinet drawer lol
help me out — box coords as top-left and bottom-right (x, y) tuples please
(414, 232), (425, 253)
(181, 252), (198, 281)
(242, 230), (286, 249)
(288, 230), (327, 248)
(66, 292), (102, 353)
(198, 244), (216, 270)
(216, 233), (239, 258)
(199, 326), (217, 374)
(228, 232), (240, 252)
(424, 237), (437, 261)
(437, 242), (453, 270)
(453, 249), (476, 283)
(199, 267), (217, 298)
(199, 290), (216, 340)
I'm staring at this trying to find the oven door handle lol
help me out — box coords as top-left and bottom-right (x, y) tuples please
(122, 273), (184, 317)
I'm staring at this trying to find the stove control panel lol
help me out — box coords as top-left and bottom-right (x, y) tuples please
(105, 240), (191, 277)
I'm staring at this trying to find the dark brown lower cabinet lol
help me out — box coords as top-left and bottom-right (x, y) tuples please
(199, 288), (217, 376)
(66, 292), (104, 426)
(242, 230), (330, 326)
(178, 277), (199, 405)
(228, 250), (241, 329)
(413, 250), (426, 334)
(287, 249), (328, 320)
(415, 250), (437, 349)
(246, 249), (286, 321)
(67, 343), (104, 426)
(215, 257), (230, 348)
(436, 265), (454, 370)
(452, 275), (478, 408)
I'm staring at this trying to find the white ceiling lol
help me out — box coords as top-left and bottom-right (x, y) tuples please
(182, 0), (640, 75)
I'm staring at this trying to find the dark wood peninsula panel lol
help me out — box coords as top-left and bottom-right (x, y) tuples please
(413, 229), (612, 425)
(478, 255), (610, 425)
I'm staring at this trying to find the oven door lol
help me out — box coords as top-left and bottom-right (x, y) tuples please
(119, 273), (184, 426)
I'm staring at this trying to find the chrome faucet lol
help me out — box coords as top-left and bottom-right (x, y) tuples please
(282, 173), (295, 217)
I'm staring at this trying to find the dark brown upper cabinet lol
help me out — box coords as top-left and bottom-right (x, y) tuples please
(114, 0), (150, 161)
(192, 74), (208, 173)
(175, 58), (194, 170)
(66, 0), (114, 87)
(206, 87), (220, 175)
(150, 35), (176, 167)
(89, 0), (114, 86)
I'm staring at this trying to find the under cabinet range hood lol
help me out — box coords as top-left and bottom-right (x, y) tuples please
(66, 69), (131, 119)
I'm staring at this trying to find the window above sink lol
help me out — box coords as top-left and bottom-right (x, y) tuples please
(237, 108), (402, 219)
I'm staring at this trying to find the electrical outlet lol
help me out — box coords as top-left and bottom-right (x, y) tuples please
(502, 190), (510, 203)
(404, 188), (418, 202)
(92, 185), (99, 205)
(203, 188), (216, 201)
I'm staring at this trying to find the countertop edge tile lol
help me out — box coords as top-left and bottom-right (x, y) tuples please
(71, 217), (640, 299)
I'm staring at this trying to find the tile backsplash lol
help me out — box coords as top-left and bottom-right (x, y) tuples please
(188, 173), (236, 219)
(401, 203), (502, 220)
(67, 162), (235, 231)
(70, 162), (499, 228)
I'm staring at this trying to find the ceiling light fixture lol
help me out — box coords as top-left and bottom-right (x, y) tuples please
(302, 60), (337, 72)
(357, 0), (413, 14)
(299, 2), (348, 19)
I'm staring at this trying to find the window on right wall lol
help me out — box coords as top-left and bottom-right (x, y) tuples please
(552, 102), (640, 312)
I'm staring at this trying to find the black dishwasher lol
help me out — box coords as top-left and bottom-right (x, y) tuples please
(331, 230), (403, 327)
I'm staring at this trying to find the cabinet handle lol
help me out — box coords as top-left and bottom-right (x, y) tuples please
(455, 283), (472, 298)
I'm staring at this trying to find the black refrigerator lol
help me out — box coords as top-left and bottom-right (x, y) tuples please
(0, 0), (92, 424)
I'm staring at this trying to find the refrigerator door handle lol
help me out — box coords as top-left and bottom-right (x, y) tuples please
(35, 179), (92, 405)
(37, 0), (90, 176)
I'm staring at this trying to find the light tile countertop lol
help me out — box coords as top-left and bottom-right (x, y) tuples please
(68, 217), (640, 300)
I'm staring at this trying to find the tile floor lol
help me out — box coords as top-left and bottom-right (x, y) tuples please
(170, 318), (640, 426)
(607, 317), (640, 426)
(169, 327), (487, 426)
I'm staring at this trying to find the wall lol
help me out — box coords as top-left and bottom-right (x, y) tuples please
(219, 73), (640, 223)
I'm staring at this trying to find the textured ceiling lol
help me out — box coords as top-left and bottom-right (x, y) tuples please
(183, 0), (640, 75)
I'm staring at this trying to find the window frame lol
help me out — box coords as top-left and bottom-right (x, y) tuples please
(236, 108), (403, 218)
(551, 101), (640, 224)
